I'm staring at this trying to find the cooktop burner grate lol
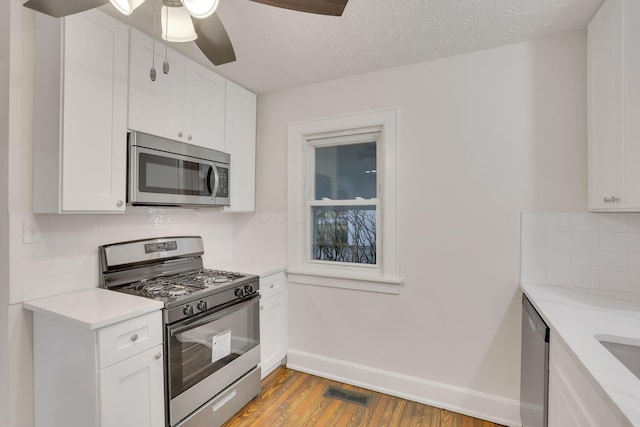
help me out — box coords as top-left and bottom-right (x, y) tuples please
(121, 268), (246, 299)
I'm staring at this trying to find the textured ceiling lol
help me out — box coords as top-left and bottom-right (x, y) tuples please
(101, 0), (604, 94)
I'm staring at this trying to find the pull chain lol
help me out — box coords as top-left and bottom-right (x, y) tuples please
(163, 4), (170, 74)
(150, 7), (157, 81)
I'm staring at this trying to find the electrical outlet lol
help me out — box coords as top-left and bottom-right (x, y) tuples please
(23, 219), (41, 244)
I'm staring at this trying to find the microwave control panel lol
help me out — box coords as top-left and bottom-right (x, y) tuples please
(216, 167), (229, 198)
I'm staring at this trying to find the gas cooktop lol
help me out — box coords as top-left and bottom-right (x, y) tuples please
(99, 236), (260, 322)
(116, 268), (249, 302)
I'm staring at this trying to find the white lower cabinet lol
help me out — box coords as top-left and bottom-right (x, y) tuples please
(259, 272), (287, 379)
(99, 345), (165, 427)
(548, 332), (625, 427)
(32, 310), (164, 427)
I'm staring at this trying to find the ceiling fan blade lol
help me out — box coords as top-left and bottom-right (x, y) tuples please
(249, 0), (348, 16)
(193, 14), (236, 66)
(23, 0), (109, 18)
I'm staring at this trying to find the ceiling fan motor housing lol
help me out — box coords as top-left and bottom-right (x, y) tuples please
(163, 0), (183, 7)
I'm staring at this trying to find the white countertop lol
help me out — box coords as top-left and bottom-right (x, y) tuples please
(214, 259), (287, 277)
(522, 283), (640, 427)
(23, 288), (164, 330)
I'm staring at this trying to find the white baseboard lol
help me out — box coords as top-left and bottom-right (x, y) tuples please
(286, 349), (522, 427)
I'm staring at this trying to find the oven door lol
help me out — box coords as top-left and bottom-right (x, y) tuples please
(167, 296), (260, 426)
(129, 145), (221, 207)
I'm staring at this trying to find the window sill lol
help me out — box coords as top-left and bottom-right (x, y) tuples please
(287, 268), (402, 294)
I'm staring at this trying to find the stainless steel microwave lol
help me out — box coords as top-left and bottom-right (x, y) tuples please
(127, 131), (230, 207)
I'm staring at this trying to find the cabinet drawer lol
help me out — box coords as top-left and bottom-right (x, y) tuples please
(259, 272), (286, 299)
(98, 311), (162, 369)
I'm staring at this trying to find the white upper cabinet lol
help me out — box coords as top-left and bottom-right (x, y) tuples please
(128, 28), (184, 142)
(129, 29), (226, 151)
(224, 80), (257, 212)
(588, 0), (640, 211)
(184, 60), (226, 151)
(32, 10), (129, 213)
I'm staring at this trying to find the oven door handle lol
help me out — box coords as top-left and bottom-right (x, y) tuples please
(169, 296), (259, 336)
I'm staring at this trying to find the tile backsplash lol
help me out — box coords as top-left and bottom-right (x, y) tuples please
(521, 212), (640, 292)
(9, 207), (233, 304)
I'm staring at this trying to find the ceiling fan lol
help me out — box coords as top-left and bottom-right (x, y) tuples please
(22, 0), (350, 66)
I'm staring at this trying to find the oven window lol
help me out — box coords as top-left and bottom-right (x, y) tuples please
(167, 298), (259, 399)
(139, 153), (211, 196)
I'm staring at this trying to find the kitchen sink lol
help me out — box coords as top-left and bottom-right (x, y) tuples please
(598, 338), (640, 381)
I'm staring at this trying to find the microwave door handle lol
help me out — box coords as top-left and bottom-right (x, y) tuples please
(169, 296), (259, 336)
(210, 164), (220, 199)
(206, 165), (214, 196)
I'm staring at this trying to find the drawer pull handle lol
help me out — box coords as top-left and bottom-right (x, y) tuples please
(154, 353), (162, 360)
(212, 390), (237, 412)
(130, 334), (139, 342)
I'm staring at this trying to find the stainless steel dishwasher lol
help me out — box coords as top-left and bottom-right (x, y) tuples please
(521, 294), (549, 427)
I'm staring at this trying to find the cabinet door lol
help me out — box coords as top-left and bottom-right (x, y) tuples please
(99, 344), (165, 427)
(61, 11), (128, 212)
(588, 0), (640, 210)
(224, 80), (257, 212)
(548, 333), (626, 427)
(184, 60), (226, 150)
(129, 29), (184, 141)
(260, 292), (286, 379)
(548, 369), (588, 427)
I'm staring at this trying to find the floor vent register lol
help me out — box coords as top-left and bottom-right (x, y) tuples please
(323, 386), (372, 407)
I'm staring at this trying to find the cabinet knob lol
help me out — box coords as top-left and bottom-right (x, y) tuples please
(260, 305), (264, 310)
(603, 196), (620, 204)
(187, 135), (192, 141)
(178, 132), (183, 138)
(154, 353), (162, 360)
(270, 284), (275, 289)
(130, 334), (139, 342)
(116, 200), (124, 208)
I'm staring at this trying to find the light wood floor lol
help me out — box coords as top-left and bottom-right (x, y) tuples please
(223, 367), (504, 427)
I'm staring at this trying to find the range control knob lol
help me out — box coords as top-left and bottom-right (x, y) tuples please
(234, 288), (246, 298)
(183, 305), (194, 316)
(197, 300), (208, 311)
(243, 284), (254, 295)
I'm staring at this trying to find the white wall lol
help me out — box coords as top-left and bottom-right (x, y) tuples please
(233, 31), (588, 425)
(0, 0), (11, 424)
(4, 4), (236, 426)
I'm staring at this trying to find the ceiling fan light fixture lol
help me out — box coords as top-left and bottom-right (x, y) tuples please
(182, 0), (219, 19)
(109, 0), (145, 16)
(161, 5), (198, 43)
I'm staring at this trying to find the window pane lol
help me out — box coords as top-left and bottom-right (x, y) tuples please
(315, 142), (376, 200)
(312, 205), (376, 264)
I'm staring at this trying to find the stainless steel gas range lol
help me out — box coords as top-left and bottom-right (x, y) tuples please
(99, 236), (261, 427)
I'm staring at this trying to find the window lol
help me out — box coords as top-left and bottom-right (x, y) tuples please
(310, 135), (379, 266)
(288, 109), (401, 293)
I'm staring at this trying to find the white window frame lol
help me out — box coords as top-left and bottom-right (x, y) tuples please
(288, 108), (401, 294)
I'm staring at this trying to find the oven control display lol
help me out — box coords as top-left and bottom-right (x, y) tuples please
(145, 241), (178, 254)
